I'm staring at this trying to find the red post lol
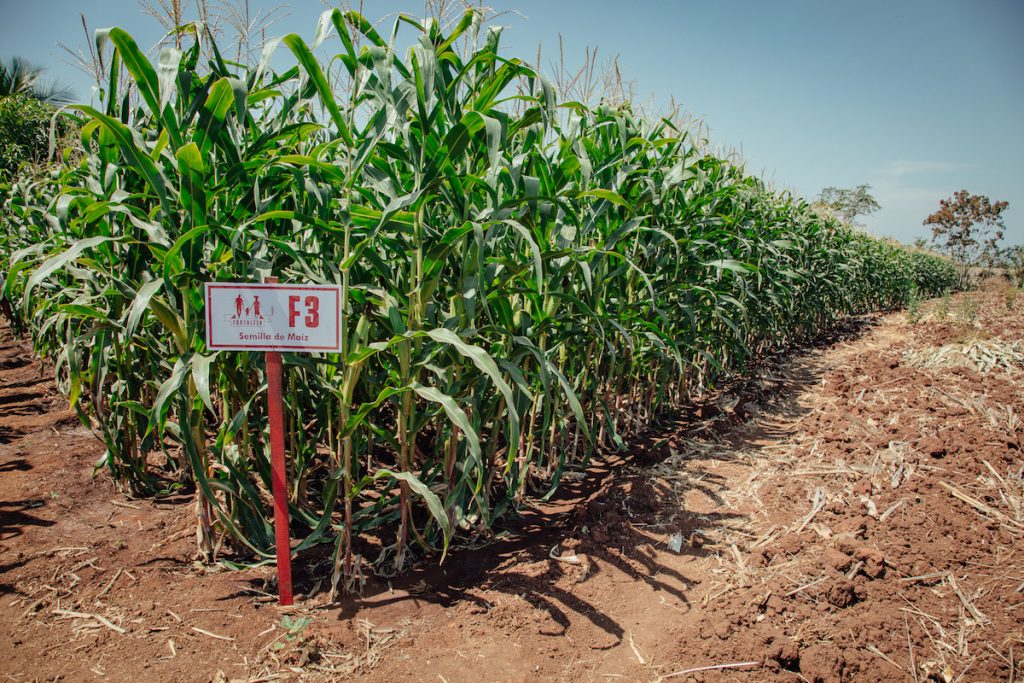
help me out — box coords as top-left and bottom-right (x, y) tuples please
(265, 276), (294, 606)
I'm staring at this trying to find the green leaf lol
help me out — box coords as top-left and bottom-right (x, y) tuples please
(190, 352), (216, 413)
(411, 383), (481, 471)
(25, 236), (119, 302)
(125, 279), (164, 338)
(148, 357), (189, 437)
(70, 105), (171, 212)
(577, 189), (631, 210)
(372, 469), (452, 558)
(702, 259), (753, 274)
(282, 34), (353, 146)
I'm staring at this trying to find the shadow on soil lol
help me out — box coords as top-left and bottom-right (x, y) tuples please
(236, 316), (877, 644)
(0, 498), (55, 541)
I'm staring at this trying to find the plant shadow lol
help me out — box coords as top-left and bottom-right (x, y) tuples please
(240, 315), (878, 645)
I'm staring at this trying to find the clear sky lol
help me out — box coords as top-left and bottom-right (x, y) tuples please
(2, 0), (1021, 246)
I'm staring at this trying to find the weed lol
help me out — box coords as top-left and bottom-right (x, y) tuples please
(959, 297), (979, 327)
(273, 615), (313, 652)
(906, 287), (922, 324)
(937, 291), (951, 320)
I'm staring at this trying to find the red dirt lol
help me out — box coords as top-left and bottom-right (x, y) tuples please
(2, 286), (1022, 682)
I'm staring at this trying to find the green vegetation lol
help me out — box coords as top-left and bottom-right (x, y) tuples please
(938, 291), (951, 320)
(0, 95), (72, 180)
(906, 287), (921, 324)
(0, 57), (74, 105)
(959, 296), (980, 327)
(0, 58), (76, 179)
(0, 10), (958, 588)
(815, 184), (880, 227)
(1003, 244), (1023, 288)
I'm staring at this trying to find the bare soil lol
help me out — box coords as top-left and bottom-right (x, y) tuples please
(1, 286), (1022, 683)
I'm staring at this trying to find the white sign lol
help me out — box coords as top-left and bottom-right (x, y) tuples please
(205, 282), (342, 352)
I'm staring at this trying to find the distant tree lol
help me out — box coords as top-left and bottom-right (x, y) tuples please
(0, 59), (75, 179)
(912, 237), (928, 249)
(0, 58), (73, 105)
(816, 184), (881, 226)
(0, 96), (62, 178)
(1001, 244), (1023, 288)
(924, 190), (1009, 288)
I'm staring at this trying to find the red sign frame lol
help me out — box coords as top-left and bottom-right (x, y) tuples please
(204, 282), (342, 352)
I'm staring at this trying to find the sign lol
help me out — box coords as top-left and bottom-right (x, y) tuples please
(204, 279), (343, 607)
(204, 282), (342, 352)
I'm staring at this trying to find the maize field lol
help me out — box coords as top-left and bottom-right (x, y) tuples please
(0, 9), (957, 592)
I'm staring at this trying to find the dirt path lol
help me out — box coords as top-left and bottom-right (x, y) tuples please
(2, 287), (1022, 683)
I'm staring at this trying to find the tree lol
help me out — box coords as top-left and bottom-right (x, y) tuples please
(816, 184), (881, 226)
(0, 59), (75, 179)
(0, 95), (68, 179)
(0, 58), (73, 105)
(924, 190), (1009, 288)
(1000, 244), (1023, 288)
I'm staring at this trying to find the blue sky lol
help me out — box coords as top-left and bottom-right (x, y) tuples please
(3, 0), (1021, 246)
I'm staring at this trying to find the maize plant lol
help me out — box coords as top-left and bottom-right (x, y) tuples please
(0, 9), (957, 590)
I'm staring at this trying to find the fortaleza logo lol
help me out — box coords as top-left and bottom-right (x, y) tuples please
(228, 294), (274, 326)
(224, 294), (279, 342)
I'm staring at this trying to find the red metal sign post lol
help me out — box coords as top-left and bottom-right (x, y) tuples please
(264, 275), (293, 605)
(205, 278), (342, 606)
(265, 346), (293, 605)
